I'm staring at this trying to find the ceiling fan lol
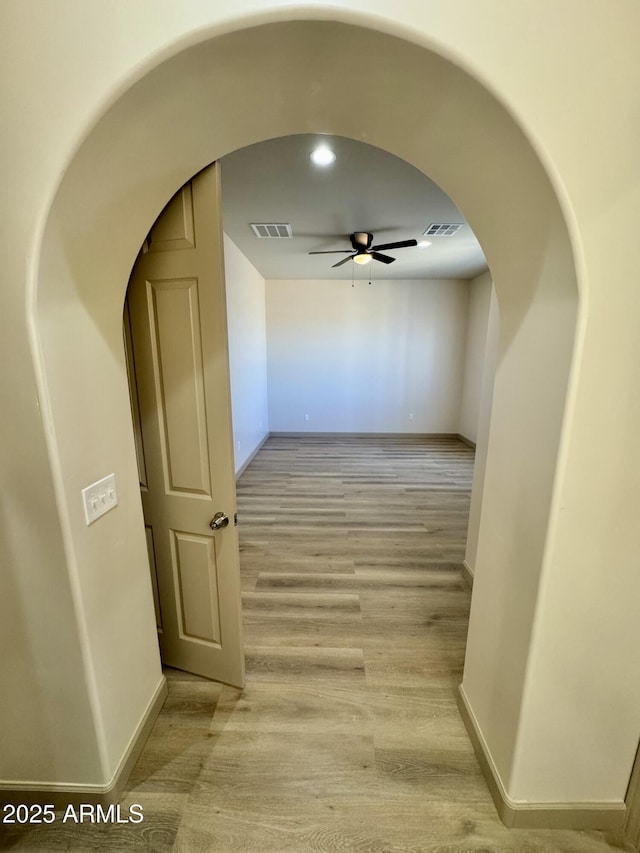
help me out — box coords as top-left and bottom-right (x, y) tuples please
(309, 231), (418, 268)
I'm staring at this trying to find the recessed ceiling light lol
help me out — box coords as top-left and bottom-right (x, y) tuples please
(418, 240), (432, 248)
(310, 144), (336, 167)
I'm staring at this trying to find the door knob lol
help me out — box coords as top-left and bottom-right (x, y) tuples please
(209, 512), (230, 531)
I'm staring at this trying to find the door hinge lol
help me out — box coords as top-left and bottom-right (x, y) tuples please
(234, 511), (238, 526)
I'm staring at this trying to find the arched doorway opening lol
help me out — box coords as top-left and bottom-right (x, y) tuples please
(34, 19), (579, 814)
(122, 133), (495, 686)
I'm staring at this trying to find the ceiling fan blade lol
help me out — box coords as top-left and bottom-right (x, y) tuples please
(332, 254), (356, 268)
(371, 239), (418, 252)
(309, 249), (353, 255)
(371, 252), (395, 264)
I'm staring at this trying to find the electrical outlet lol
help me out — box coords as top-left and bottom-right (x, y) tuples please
(304, 414), (310, 422)
(82, 474), (118, 526)
(409, 412), (415, 421)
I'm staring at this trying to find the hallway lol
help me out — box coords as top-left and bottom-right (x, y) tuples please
(2, 437), (631, 851)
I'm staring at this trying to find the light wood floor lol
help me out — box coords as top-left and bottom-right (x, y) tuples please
(3, 437), (633, 851)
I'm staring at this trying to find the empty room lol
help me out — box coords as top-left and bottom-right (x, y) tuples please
(121, 133), (502, 848)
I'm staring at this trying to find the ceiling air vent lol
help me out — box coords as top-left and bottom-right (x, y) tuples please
(423, 223), (463, 237)
(250, 223), (293, 239)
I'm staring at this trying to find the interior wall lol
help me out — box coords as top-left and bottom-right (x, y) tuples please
(0, 520), (104, 786)
(5, 4), (638, 820)
(266, 278), (469, 433)
(223, 234), (270, 473)
(458, 270), (494, 445)
(463, 205), (580, 792)
(464, 279), (499, 575)
(38, 217), (165, 780)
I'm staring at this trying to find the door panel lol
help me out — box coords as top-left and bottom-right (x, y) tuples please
(147, 184), (195, 252)
(125, 163), (244, 687)
(146, 277), (212, 495)
(172, 531), (222, 645)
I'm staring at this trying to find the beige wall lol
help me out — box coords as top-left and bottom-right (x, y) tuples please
(458, 270), (494, 445)
(266, 278), (469, 433)
(463, 272), (499, 574)
(224, 234), (270, 472)
(1, 1), (639, 819)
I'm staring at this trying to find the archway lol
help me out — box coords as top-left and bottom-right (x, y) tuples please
(34, 19), (578, 814)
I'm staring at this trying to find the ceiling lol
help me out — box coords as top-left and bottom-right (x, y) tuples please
(220, 134), (488, 281)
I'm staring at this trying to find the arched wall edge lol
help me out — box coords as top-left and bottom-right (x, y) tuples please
(28, 14), (593, 818)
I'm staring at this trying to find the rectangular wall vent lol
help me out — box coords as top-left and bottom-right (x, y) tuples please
(423, 223), (463, 237)
(250, 223), (293, 239)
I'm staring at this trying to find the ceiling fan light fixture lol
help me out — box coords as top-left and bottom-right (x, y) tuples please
(418, 240), (432, 248)
(309, 231), (417, 268)
(310, 144), (336, 167)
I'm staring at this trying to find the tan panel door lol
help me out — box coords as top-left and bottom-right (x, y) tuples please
(125, 163), (244, 688)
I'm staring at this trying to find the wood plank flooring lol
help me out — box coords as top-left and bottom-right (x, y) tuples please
(2, 436), (632, 851)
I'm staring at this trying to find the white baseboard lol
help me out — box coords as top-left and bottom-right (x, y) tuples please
(0, 676), (167, 807)
(268, 431), (460, 439)
(235, 434), (270, 479)
(457, 685), (626, 831)
(462, 559), (474, 589)
(456, 433), (477, 449)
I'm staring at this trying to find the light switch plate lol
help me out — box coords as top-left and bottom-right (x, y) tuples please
(82, 474), (118, 526)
